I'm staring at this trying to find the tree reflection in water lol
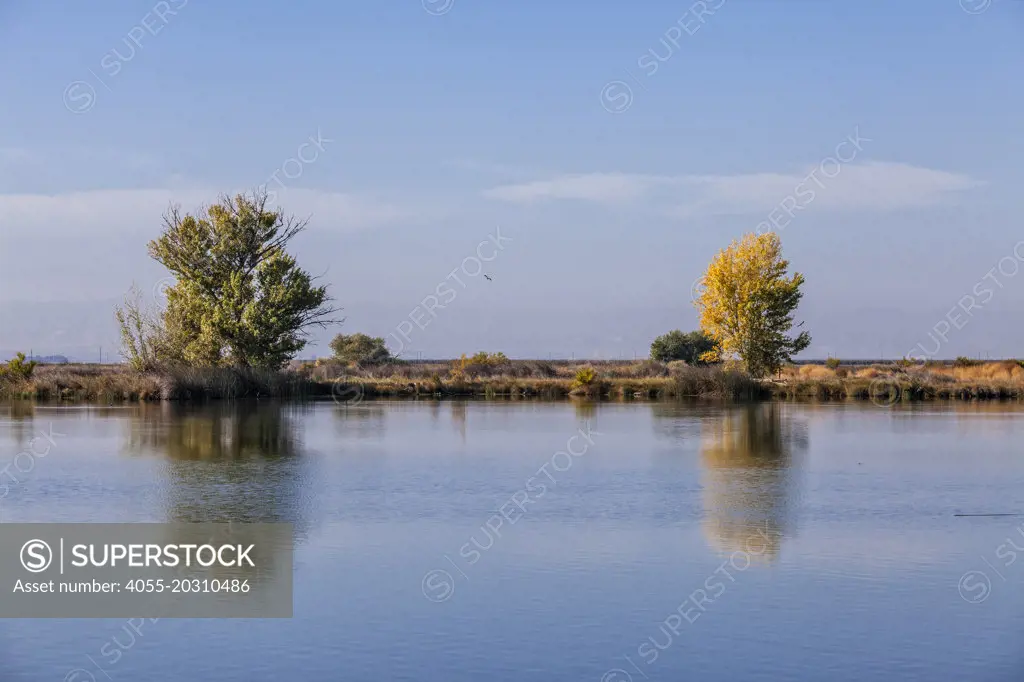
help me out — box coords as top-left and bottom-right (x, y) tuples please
(699, 403), (806, 560)
(451, 401), (467, 442)
(126, 402), (315, 533)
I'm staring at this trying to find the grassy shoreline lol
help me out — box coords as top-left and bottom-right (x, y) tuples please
(3, 359), (1024, 403)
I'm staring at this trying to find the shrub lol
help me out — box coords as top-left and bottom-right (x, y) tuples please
(0, 352), (37, 381)
(446, 352), (512, 379)
(448, 354), (470, 381)
(571, 367), (596, 388)
(115, 284), (167, 372)
(607, 360), (669, 378)
(469, 351), (509, 365)
(650, 330), (717, 364)
(519, 360), (557, 378)
(329, 333), (392, 365)
(825, 357), (841, 370)
(671, 365), (762, 399)
(954, 356), (981, 368)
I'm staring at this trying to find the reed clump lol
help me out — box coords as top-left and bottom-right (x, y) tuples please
(0, 363), (322, 402)
(0, 363), (163, 401)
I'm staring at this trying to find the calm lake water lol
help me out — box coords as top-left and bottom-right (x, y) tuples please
(0, 400), (1022, 681)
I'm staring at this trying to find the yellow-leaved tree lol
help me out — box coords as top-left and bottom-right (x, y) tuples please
(694, 232), (810, 378)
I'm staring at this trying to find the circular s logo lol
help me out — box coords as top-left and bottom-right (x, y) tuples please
(20, 539), (53, 573)
(64, 669), (98, 682)
(960, 0), (992, 14)
(63, 81), (97, 114)
(332, 380), (364, 407)
(152, 277), (175, 302)
(422, 0), (455, 16)
(690, 277), (703, 304)
(869, 378), (901, 407)
(958, 570), (991, 604)
(601, 669), (633, 682)
(421, 569), (455, 602)
(600, 80), (634, 114)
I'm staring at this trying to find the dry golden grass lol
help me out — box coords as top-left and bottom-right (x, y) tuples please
(797, 365), (835, 379)
(316, 359), (762, 400)
(771, 361), (1024, 401)
(4, 359), (1024, 402)
(0, 364), (163, 401)
(950, 360), (1024, 382)
(0, 360), (757, 402)
(0, 363), (323, 402)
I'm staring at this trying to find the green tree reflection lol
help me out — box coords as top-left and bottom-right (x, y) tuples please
(126, 402), (314, 532)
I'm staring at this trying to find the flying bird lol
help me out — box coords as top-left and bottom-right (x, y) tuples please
(484, 274), (493, 281)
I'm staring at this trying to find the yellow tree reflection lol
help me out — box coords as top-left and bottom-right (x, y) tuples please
(699, 404), (805, 560)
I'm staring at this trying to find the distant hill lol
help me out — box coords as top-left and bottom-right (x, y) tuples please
(0, 352), (71, 364)
(27, 354), (69, 364)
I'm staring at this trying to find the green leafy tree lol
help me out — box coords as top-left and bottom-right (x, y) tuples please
(147, 191), (339, 369)
(329, 333), (392, 365)
(650, 330), (717, 364)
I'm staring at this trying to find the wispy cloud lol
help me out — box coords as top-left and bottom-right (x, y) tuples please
(482, 172), (670, 204)
(483, 162), (983, 216)
(0, 187), (411, 235)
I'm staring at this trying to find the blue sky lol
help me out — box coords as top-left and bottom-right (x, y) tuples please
(1, 0), (1022, 360)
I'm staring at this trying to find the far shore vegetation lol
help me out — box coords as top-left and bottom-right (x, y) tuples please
(4, 357), (1024, 403)
(2, 194), (1022, 404)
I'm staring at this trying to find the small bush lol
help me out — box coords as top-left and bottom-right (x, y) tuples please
(0, 352), (37, 381)
(650, 330), (717, 365)
(625, 360), (669, 378)
(448, 354), (470, 381)
(518, 360), (557, 378)
(446, 352), (512, 379)
(571, 367), (596, 388)
(115, 284), (166, 372)
(469, 351), (509, 365)
(671, 365), (762, 399)
(825, 357), (841, 370)
(329, 333), (392, 365)
(953, 356), (981, 368)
